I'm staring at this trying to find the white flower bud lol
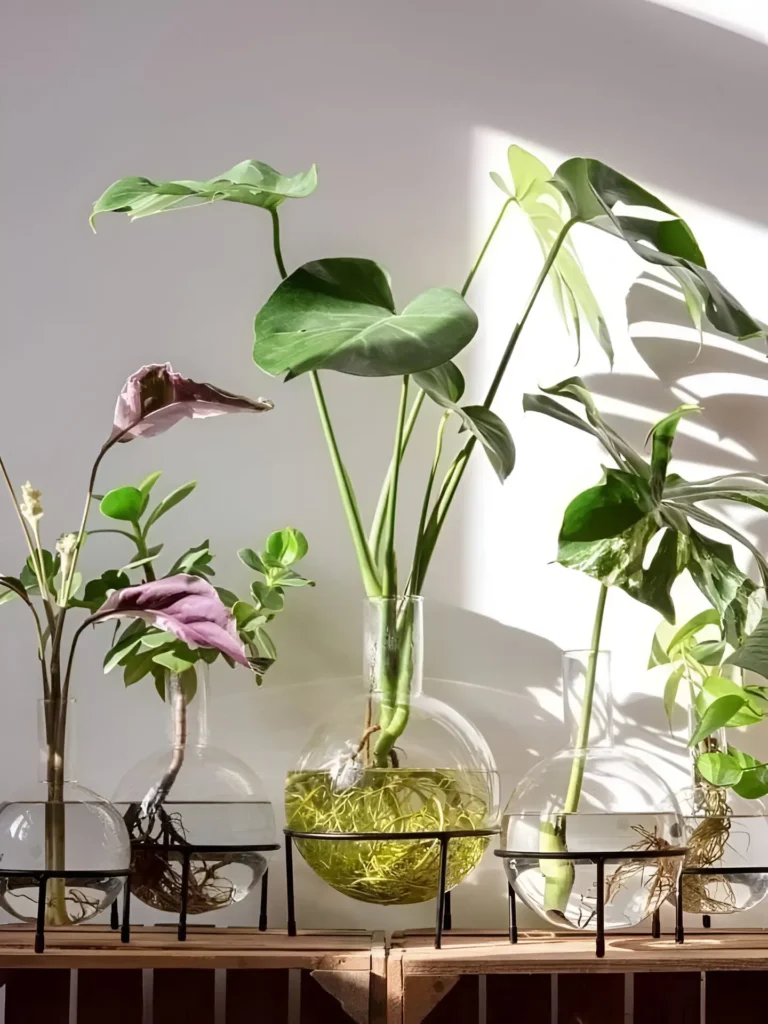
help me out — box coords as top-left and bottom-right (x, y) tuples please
(56, 533), (78, 581)
(20, 482), (43, 523)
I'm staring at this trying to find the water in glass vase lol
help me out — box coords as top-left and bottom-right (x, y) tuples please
(114, 670), (276, 915)
(286, 597), (499, 905)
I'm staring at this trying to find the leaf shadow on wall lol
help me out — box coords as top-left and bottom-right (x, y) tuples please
(581, 272), (768, 774)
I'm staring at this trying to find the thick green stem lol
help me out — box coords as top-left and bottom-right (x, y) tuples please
(411, 218), (577, 594)
(45, 697), (69, 925)
(563, 584), (609, 813)
(133, 522), (157, 582)
(270, 208), (288, 279)
(369, 391), (424, 567)
(408, 413), (450, 595)
(381, 378), (410, 597)
(372, 599), (416, 767)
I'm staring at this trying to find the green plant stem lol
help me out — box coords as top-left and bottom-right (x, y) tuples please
(369, 391), (425, 566)
(310, 372), (382, 597)
(563, 583), (608, 813)
(461, 198), (513, 297)
(268, 208), (381, 597)
(132, 522), (157, 583)
(372, 599), (416, 767)
(270, 208), (288, 279)
(409, 413), (450, 593)
(411, 218), (577, 594)
(381, 378), (410, 597)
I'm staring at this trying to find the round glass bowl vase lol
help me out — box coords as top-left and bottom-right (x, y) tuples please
(502, 652), (685, 931)
(285, 597), (499, 905)
(677, 721), (768, 916)
(0, 700), (130, 925)
(114, 669), (276, 917)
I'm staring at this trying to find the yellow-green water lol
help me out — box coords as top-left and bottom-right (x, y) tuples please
(285, 768), (492, 905)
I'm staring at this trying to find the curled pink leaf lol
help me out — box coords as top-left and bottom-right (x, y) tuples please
(93, 574), (249, 667)
(111, 363), (273, 442)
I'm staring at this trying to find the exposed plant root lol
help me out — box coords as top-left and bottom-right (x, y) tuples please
(605, 824), (678, 918)
(285, 769), (491, 905)
(124, 803), (260, 915)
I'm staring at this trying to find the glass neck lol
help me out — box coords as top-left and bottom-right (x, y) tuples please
(165, 665), (209, 748)
(38, 698), (76, 785)
(563, 650), (613, 749)
(364, 596), (424, 699)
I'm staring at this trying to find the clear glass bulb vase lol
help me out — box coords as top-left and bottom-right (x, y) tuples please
(0, 699), (130, 925)
(114, 667), (276, 916)
(677, 711), (768, 916)
(285, 597), (499, 905)
(502, 651), (684, 931)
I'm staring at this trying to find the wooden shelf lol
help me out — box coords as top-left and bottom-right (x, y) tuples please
(0, 926), (387, 1023)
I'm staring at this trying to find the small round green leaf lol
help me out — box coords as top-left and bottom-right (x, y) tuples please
(100, 486), (145, 522)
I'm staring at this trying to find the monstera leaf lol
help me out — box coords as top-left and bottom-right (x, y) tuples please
(492, 146), (612, 363)
(552, 158), (766, 342)
(412, 363), (515, 482)
(253, 258), (479, 379)
(91, 159), (317, 226)
(528, 379), (767, 631)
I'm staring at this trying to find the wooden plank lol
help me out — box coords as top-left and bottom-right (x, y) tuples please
(706, 970), (768, 1023)
(225, 968), (289, 1023)
(78, 968), (144, 1024)
(154, 968), (215, 1022)
(487, 974), (551, 1024)
(387, 948), (404, 1024)
(4, 967), (70, 1024)
(302, 970), (358, 1022)
(634, 972), (701, 1024)
(370, 932), (387, 1024)
(557, 974), (624, 1024)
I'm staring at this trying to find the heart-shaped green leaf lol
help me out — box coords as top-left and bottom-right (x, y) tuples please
(91, 160), (317, 227)
(697, 676), (763, 728)
(100, 486), (144, 522)
(696, 751), (744, 788)
(689, 694), (747, 746)
(253, 258), (478, 379)
(265, 528), (309, 566)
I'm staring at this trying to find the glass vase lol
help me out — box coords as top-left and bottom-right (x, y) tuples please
(677, 711), (768, 916)
(285, 597), (499, 905)
(0, 699), (130, 925)
(114, 666), (276, 916)
(502, 651), (684, 931)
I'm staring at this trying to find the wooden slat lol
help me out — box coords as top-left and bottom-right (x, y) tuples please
(4, 967), (70, 1024)
(78, 968), (144, 1024)
(154, 968), (215, 1022)
(225, 968), (289, 1023)
(557, 974), (624, 1024)
(706, 970), (768, 1023)
(487, 974), (551, 1024)
(302, 970), (358, 1022)
(422, 976), (478, 1023)
(634, 972), (701, 1024)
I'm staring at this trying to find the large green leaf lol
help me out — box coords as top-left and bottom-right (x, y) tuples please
(686, 527), (761, 645)
(648, 404), (700, 502)
(413, 363), (514, 482)
(253, 259), (478, 379)
(689, 694), (747, 746)
(727, 608), (768, 678)
(623, 528), (689, 623)
(492, 145), (612, 363)
(91, 160), (317, 226)
(552, 158), (766, 342)
(696, 675), (763, 727)
(100, 486), (144, 523)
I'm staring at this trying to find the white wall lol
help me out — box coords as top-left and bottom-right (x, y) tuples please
(2, 0), (768, 933)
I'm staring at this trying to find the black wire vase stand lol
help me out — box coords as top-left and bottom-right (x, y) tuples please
(284, 827), (499, 949)
(496, 846), (689, 958)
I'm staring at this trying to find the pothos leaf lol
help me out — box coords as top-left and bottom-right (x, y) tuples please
(696, 751), (744, 788)
(688, 694), (747, 746)
(727, 608), (768, 679)
(663, 665), (685, 723)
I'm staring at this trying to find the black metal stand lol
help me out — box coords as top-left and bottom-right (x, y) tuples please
(284, 828), (498, 949)
(496, 847), (687, 959)
(674, 864), (768, 944)
(0, 868), (131, 954)
(127, 841), (280, 942)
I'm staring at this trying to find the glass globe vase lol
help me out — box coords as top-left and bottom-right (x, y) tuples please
(502, 652), (684, 931)
(677, 717), (768, 916)
(285, 597), (499, 905)
(114, 668), (276, 916)
(0, 699), (130, 925)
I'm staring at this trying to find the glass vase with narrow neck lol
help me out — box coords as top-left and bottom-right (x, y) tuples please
(0, 699), (130, 925)
(286, 596), (499, 905)
(677, 705), (768, 916)
(113, 665), (276, 917)
(502, 649), (684, 932)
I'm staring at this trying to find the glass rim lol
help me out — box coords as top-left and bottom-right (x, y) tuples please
(562, 649), (611, 657)
(38, 697), (77, 703)
(365, 595), (424, 605)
